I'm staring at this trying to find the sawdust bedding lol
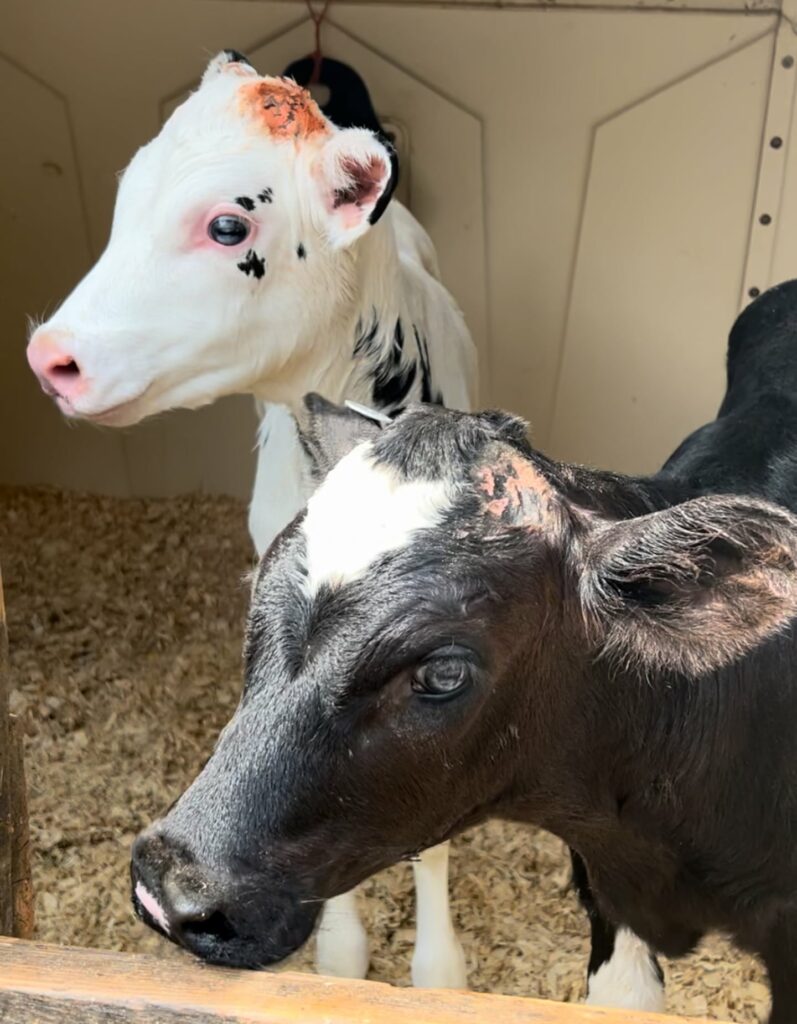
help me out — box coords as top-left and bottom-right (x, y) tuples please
(0, 485), (770, 1021)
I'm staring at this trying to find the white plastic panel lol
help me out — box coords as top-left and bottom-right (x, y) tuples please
(549, 33), (774, 472)
(0, 54), (129, 494)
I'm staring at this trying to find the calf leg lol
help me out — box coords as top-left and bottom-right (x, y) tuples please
(411, 842), (468, 988)
(571, 850), (665, 1011)
(762, 915), (797, 1024)
(248, 404), (311, 555)
(315, 889), (370, 979)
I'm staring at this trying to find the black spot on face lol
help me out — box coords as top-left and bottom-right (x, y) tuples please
(235, 196), (256, 212)
(257, 188), (273, 204)
(297, 243), (306, 260)
(237, 249), (266, 280)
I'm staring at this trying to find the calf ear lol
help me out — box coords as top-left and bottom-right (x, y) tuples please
(312, 128), (397, 248)
(299, 393), (386, 481)
(581, 496), (797, 676)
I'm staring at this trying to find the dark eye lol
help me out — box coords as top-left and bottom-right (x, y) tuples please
(208, 215), (250, 246)
(411, 655), (471, 701)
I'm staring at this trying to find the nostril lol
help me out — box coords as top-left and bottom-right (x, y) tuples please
(181, 910), (238, 943)
(49, 358), (81, 380)
(27, 333), (85, 398)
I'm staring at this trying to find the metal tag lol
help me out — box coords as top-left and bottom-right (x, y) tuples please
(344, 400), (393, 426)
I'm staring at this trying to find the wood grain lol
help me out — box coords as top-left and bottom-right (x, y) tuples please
(0, 937), (724, 1024)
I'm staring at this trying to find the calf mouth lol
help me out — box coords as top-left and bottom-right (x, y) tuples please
(56, 386), (152, 427)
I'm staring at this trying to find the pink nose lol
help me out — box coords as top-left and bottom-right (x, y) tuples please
(27, 330), (85, 402)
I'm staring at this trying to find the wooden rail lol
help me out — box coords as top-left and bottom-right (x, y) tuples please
(0, 937), (721, 1024)
(0, 568), (33, 940)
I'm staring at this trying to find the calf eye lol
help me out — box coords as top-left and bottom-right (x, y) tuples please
(208, 215), (250, 246)
(411, 655), (471, 701)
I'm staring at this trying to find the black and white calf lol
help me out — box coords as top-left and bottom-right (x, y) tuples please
(132, 280), (797, 1019)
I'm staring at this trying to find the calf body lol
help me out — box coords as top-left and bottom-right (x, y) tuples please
(552, 642), (797, 965)
(132, 280), (797, 1020)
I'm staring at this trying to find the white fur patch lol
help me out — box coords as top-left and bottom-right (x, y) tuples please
(302, 443), (450, 593)
(135, 881), (171, 935)
(585, 928), (665, 1012)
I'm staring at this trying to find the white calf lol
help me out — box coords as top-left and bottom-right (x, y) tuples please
(27, 51), (476, 989)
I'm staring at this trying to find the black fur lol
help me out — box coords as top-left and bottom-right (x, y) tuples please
(355, 317), (446, 413)
(414, 326), (444, 405)
(258, 188), (273, 205)
(353, 311), (380, 360)
(299, 393), (381, 481)
(296, 243), (306, 260)
(370, 320), (417, 409)
(223, 49), (252, 68)
(571, 850), (620, 979)
(367, 145), (399, 228)
(235, 196), (256, 212)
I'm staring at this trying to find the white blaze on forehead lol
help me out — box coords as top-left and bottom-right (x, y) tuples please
(303, 443), (451, 593)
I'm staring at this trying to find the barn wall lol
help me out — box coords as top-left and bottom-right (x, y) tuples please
(0, 0), (792, 499)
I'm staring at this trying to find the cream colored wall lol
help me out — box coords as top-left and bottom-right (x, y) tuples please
(0, 0), (789, 498)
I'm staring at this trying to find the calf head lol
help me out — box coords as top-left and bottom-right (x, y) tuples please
(132, 398), (797, 967)
(27, 53), (396, 425)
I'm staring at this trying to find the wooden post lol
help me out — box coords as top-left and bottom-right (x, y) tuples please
(0, 569), (33, 938)
(0, 937), (724, 1024)
(0, 568), (13, 937)
(8, 716), (33, 939)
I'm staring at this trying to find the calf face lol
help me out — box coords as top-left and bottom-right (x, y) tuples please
(27, 53), (396, 425)
(132, 399), (797, 967)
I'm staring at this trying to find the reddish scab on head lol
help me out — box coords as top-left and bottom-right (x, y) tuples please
(238, 77), (330, 140)
(476, 452), (555, 530)
(476, 466), (496, 497)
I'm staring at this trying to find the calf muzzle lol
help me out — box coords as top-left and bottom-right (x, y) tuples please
(26, 329), (84, 404)
(130, 829), (318, 968)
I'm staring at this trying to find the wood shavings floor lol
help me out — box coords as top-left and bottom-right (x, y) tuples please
(0, 486), (769, 1021)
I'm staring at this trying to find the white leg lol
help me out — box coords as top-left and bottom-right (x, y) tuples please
(248, 403), (312, 557)
(315, 890), (370, 979)
(411, 842), (468, 989)
(585, 928), (665, 1012)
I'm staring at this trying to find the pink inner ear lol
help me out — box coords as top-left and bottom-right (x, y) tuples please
(333, 156), (387, 212)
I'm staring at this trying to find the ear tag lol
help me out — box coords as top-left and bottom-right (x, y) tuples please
(344, 400), (393, 426)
